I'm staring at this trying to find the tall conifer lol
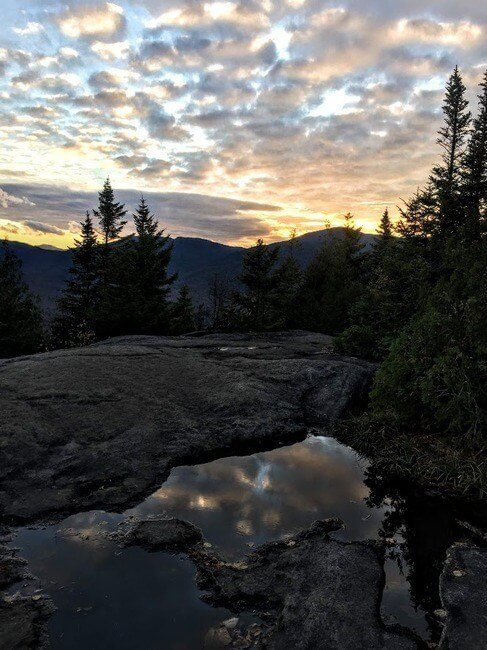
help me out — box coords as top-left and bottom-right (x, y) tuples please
(233, 239), (280, 331)
(0, 240), (44, 357)
(54, 213), (100, 346)
(463, 70), (487, 238)
(94, 178), (127, 245)
(430, 66), (471, 234)
(122, 197), (176, 334)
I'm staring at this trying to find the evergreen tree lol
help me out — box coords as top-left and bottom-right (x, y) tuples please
(120, 197), (176, 334)
(93, 178), (127, 245)
(233, 239), (280, 330)
(463, 70), (487, 238)
(208, 273), (233, 330)
(300, 215), (364, 334)
(336, 210), (426, 359)
(272, 240), (302, 329)
(374, 209), (393, 252)
(430, 66), (471, 235)
(53, 213), (100, 347)
(171, 285), (195, 335)
(0, 240), (44, 357)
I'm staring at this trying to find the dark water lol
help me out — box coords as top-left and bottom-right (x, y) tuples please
(8, 436), (475, 648)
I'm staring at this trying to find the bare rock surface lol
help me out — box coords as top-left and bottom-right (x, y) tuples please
(116, 516), (203, 553)
(190, 519), (419, 649)
(0, 331), (373, 524)
(0, 593), (55, 650)
(439, 543), (487, 649)
(0, 544), (54, 650)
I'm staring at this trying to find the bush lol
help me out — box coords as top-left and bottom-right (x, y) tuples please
(370, 244), (486, 441)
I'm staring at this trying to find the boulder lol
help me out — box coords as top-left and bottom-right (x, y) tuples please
(192, 519), (419, 649)
(439, 543), (487, 649)
(118, 517), (203, 553)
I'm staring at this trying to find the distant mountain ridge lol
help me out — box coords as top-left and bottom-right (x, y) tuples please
(5, 228), (376, 311)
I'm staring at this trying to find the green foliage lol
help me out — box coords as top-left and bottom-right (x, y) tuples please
(0, 240), (44, 357)
(114, 197), (176, 335)
(93, 178), (127, 245)
(300, 214), (364, 334)
(171, 284), (195, 335)
(233, 239), (281, 330)
(463, 70), (487, 239)
(371, 240), (486, 440)
(271, 250), (302, 329)
(53, 213), (100, 347)
(334, 324), (377, 359)
(337, 211), (428, 360)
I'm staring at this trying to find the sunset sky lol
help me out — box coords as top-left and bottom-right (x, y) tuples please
(0, 0), (486, 248)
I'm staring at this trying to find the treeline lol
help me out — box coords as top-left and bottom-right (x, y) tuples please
(0, 67), (485, 444)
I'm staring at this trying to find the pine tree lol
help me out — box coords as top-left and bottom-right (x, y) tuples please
(375, 209), (393, 249)
(93, 178), (127, 245)
(53, 213), (100, 347)
(121, 197), (176, 334)
(300, 215), (364, 334)
(272, 241), (302, 329)
(233, 239), (280, 330)
(0, 240), (44, 357)
(463, 70), (487, 239)
(171, 285), (195, 335)
(430, 66), (471, 235)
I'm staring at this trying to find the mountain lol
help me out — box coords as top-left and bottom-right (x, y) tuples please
(4, 228), (376, 312)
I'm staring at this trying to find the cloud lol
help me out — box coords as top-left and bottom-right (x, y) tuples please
(0, 222), (20, 234)
(0, 183), (280, 243)
(57, 2), (126, 41)
(13, 22), (44, 36)
(91, 40), (130, 60)
(1, 0), (487, 243)
(23, 220), (65, 235)
(395, 18), (483, 46)
(0, 189), (35, 208)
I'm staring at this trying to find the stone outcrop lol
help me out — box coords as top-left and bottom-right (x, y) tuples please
(439, 543), (487, 649)
(0, 332), (373, 524)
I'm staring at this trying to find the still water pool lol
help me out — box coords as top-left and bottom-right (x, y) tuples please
(10, 436), (467, 648)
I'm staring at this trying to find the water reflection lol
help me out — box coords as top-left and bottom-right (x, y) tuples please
(130, 437), (385, 555)
(9, 435), (479, 648)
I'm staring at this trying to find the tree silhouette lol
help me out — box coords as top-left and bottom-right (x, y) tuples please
(54, 213), (100, 347)
(0, 240), (44, 357)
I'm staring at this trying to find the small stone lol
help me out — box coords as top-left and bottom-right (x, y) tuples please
(223, 617), (239, 630)
(434, 608), (447, 620)
(452, 570), (466, 578)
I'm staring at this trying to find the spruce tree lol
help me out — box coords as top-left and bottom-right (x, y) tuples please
(300, 215), (364, 334)
(272, 238), (302, 329)
(93, 178), (127, 245)
(430, 66), (471, 235)
(463, 70), (487, 238)
(233, 239), (280, 330)
(121, 197), (176, 334)
(54, 213), (100, 347)
(0, 240), (44, 357)
(171, 285), (195, 335)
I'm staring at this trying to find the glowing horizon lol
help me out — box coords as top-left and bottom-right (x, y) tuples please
(0, 0), (485, 248)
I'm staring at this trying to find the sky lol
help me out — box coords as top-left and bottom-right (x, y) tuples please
(0, 0), (486, 248)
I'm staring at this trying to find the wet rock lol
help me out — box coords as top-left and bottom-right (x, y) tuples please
(204, 624), (233, 647)
(0, 545), (28, 590)
(193, 519), (419, 649)
(117, 517), (203, 553)
(439, 543), (487, 649)
(0, 332), (373, 524)
(0, 593), (55, 649)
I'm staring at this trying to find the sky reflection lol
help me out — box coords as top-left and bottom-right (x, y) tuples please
(11, 435), (431, 647)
